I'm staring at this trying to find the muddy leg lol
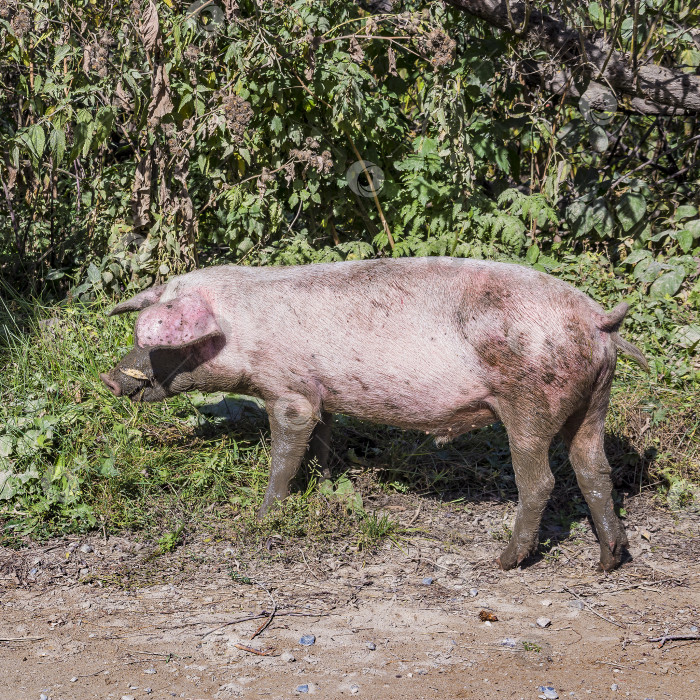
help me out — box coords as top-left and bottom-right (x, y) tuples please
(497, 434), (555, 570)
(307, 411), (333, 479)
(561, 411), (628, 571)
(259, 396), (318, 518)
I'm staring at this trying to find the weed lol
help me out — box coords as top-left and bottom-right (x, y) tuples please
(356, 511), (402, 551)
(229, 569), (253, 585)
(156, 524), (185, 554)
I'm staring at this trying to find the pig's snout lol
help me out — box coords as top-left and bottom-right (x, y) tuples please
(100, 373), (122, 397)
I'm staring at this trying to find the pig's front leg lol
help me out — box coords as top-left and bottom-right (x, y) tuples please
(258, 395), (319, 518)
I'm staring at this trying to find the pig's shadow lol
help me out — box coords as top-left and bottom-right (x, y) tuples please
(195, 395), (266, 426)
(193, 397), (656, 567)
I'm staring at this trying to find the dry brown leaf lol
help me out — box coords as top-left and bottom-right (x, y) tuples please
(388, 45), (397, 76)
(114, 80), (133, 111)
(148, 64), (174, 125)
(479, 610), (498, 622)
(139, 0), (160, 52)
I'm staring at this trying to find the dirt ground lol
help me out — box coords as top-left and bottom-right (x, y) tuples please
(1, 494), (698, 700)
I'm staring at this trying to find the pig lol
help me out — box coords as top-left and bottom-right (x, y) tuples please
(100, 257), (649, 571)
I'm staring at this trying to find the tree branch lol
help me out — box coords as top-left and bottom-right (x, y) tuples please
(444, 0), (700, 113)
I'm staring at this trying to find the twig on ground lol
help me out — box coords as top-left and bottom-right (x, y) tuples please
(407, 505), (421, 527)
(562, 585), (625, 628)
(75, 669), (108, 678)
(0, 636), (44, 642)
(233, 642), (275, 656)
(250, 582), (277, 641)
(300, 548), (322, 581)
(649, 633), (700, 648)
(199, 610), (331, 638)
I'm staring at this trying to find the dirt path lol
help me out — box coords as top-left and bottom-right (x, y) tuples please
(1, 495), (699, 700)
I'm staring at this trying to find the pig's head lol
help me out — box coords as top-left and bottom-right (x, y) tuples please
(100, 285), (225, 402)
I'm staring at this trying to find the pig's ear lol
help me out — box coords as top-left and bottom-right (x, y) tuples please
(134, 294), (223, 349)
(108, 284), (167, 316)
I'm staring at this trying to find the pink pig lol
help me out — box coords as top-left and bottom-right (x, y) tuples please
(101, 258), (648, 571)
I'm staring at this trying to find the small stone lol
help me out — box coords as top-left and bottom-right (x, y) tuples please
(40, 695), (49, 700)
(541, 599), (552, 607)
(29, 568), (39, 576)
(79, 544), (94, 554)
(299, 634), (315, 646)
(611, 684), (619, 691)
(501, 638), (517, 648)
(281, 652), (296, 663)
(366, 642), (376, 651)
(538, 687), (558, 699)
(144, 690), (152, 695)
(568, 599), (585, 610)
(70, 677), (78, 683)
(690, 626), (699, 633)
(296, 684), (309, 694)
(121, 696), (135, 700)
(469, 588), (478, 597)
(422, 577), (434, 585)
(537, 617), (552, 628)
(143, 668), (157, 674)
(350, 684), (359, 694)
(79, 568), (89, 576)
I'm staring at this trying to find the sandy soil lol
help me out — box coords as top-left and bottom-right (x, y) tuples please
(1, 494), (698, 700)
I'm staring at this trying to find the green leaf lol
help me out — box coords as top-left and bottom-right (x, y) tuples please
(270, 115), (283, 135)
(87, 263), (101, 284)
(53, 44), (72, 66)
(588, 2), (603, 23)
(675, 324), (700, 351)
(49, 127), (66, 164)
(566, 200), (594, 236)
(677, 229), (694, 253)
(0, 436), (12, 458)
(623, 249), (651, 266)
(21, 124), (46, 161)
(675, 205), (698, 221)
(589, 126), (608, 152)
(591, 199), (614, 238)
(617, 192), (647, 231)
(649, 269), (685, 298)
(526, 243), (539, 263)
(94, 107), (115, 146)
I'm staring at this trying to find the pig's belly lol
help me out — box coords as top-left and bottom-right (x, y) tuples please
(316, 355), (498, 436)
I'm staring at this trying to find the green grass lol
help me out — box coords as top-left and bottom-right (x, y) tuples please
(0, 255), (698, 546)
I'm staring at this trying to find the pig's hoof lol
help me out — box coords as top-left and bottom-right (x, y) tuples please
(597, 535), (627, 571)
(256, 496), (284, 522)
(497, 546), (529, 571)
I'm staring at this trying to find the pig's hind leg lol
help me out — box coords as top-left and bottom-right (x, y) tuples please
(560, 382), (628, 571)
(259, 395), (320, 518)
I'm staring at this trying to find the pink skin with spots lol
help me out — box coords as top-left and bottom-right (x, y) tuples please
(100, 258), (648, 571)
